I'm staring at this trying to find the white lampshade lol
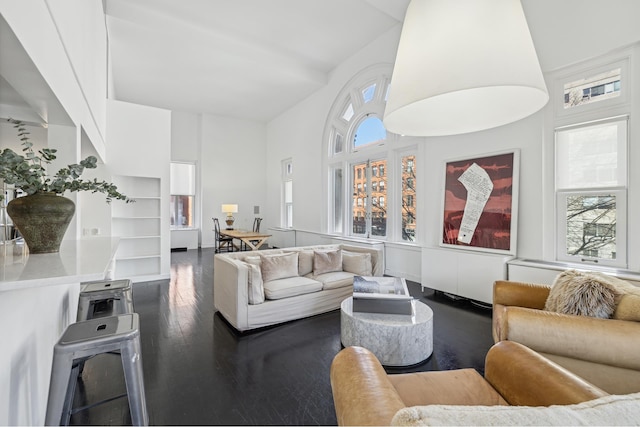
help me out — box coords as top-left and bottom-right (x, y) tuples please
(383, 0), (549, 136)
(221, 204), (238, 214)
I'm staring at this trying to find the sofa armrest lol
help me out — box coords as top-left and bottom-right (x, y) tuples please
(213, 254), (250, 331)
(493, 280), (551, 309)
(330, 346), (405, 426)
(499, 307), (640, 371)
(485, 341), (607, 406)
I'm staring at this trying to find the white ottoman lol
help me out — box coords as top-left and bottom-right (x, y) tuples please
(340, 296), (433, 366)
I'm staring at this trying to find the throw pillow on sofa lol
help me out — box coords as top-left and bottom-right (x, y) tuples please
(245, 256), (264, 305)
(342, 250), (373, 276)
(298, 250), (314, 276)
(313, 249), (342, 276)
(260, 252), (299, 282)
(545, 270), (622, 319)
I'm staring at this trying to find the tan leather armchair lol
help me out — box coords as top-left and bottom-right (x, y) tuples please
(493, 280), (640, 394)
(330, 341), (606, 426)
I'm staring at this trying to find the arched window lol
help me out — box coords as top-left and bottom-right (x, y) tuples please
(324, 64), (418, 242)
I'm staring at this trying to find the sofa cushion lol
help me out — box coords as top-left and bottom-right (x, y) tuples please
(263, 276), (323, 300)
(245, 256), (264, 305)
(260, 252), (299, 283)
(308, 270), (356, 290)
(313, 249), (342, 275)
(342, 250), (373, 276)
(545, 270), (622, 319)
(390, 392), (640, 426)
(298, 250), (314, 276)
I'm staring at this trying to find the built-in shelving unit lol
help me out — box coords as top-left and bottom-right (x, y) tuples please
(111, 175), (162, 281)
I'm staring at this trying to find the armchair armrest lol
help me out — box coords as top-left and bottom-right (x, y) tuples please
(330, 346), (405, 426)
(485, 341), (607, 406)
(493, 280), (551, 309)
(492, 281), (552, 342)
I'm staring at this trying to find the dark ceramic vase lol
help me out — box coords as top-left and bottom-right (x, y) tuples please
(7, 192), (76, 254)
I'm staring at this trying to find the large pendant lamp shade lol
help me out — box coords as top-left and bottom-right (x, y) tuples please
(383, 0), (549, 136)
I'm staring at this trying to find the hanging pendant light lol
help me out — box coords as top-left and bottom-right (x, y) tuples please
(383, 0), (549, 136)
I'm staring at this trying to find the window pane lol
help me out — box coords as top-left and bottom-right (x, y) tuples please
(401, 155), (416, 241)
(334, 132), (343, 154)
(563, 68), (621, 109)
(170, 195), (193, 228)
(556, 119), (627, 189)
(353, 117), (386, 149)
(565, 194), (617, 260)
(286, 204), (293, 228)
(342, 103), (354, 121)
(170, 162), (195, 195)
(371, 159), (386, 237)
(352, 162), (366, 235)
(284, 180), (293, 203)
(333, 168), (343, 233)
(362, 83), (376, 103)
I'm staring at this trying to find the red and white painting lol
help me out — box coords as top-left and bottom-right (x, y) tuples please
(441, 151), (518, 253)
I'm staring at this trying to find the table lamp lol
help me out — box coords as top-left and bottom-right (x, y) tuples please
(221, 204), (238, 229)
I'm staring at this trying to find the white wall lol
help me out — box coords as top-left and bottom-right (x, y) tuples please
(0, 0), (107, 159)
(200, 114), (267, 247)
(265, 11), (640, 284)
(105, 99), (172, 278)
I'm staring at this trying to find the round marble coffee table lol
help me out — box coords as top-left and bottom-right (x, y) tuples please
(340, 297), (433, 366)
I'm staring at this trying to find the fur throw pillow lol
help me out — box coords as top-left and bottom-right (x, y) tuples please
(544, 270), (623, 319)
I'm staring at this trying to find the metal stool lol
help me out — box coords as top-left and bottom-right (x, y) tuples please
(77, 279), (134, 321)
(45, 313), (148, 426)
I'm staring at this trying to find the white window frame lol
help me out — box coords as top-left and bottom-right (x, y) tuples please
(170, 161), (196, 230)
(282, 158), (293, 228)
(554, 116), (629, 268)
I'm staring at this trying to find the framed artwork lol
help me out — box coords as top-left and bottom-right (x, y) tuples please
(440, 150), (520, 255)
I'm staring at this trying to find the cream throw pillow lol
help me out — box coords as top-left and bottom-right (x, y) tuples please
(298, 250), (314, 276)
(545, 270), (621, 319)
(342, 250), (372, 276)
(245, 256), (264, 305)
(260, 252), (299, 282)
(313, 249), (342, 276)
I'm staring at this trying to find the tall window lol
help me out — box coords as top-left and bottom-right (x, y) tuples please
(401, 154), (417, 242)
(555, 118), (627, 267)
(282, 159), (293, 228)
(170, 162), (195, 228)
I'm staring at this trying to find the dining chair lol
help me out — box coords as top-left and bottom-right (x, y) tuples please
(242, 218), (264, 251)
(213, 217), (234, 253)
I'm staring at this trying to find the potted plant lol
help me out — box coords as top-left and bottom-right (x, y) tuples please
(0, 119), (132, 253)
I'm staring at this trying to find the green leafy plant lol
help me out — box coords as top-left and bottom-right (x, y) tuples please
(0, 118), (132, 203)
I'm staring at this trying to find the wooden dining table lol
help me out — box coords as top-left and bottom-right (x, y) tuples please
(219, 229), (272, 251)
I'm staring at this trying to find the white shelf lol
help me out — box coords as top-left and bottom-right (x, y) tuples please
(112, 175), (162, 280)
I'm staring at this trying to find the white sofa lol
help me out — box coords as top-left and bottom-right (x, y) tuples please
(214, 244), (384, 331)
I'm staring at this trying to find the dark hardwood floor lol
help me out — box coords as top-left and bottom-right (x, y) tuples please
(69, 248), (494, 425)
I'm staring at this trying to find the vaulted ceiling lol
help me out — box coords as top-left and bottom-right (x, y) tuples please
(105, 0), (411, 122)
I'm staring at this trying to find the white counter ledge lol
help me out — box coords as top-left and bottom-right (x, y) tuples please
(0, 237), (120, 425)
(0, 237), (119, 292)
